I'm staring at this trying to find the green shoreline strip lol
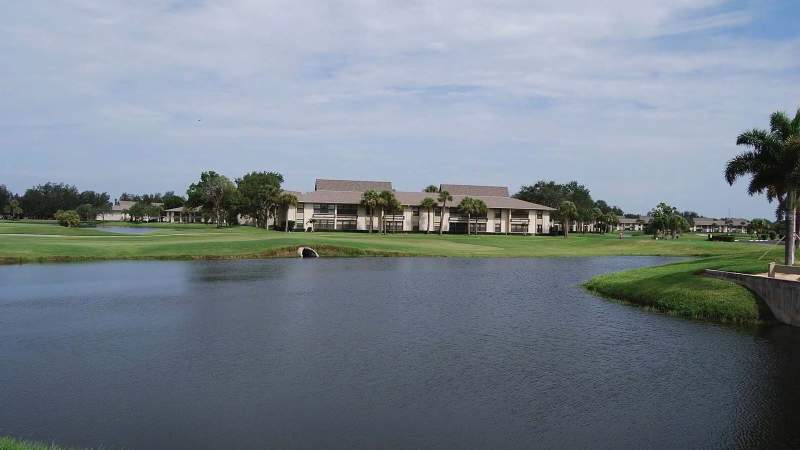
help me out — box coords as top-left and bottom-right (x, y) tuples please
(0, 220), (786, 325)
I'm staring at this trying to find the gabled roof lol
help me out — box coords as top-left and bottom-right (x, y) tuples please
(617, 215), (652, 224)
(297, 190), (554, 210)
(315, 179), (392, 192)
(440, 184), (509, 197)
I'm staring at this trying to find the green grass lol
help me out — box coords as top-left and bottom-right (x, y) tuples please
(0, 220), (785, 324)
(0, 437), (84, 450)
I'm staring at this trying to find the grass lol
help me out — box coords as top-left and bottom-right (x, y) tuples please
(0, 220), (786, 325)
(0, 437), (83, 450)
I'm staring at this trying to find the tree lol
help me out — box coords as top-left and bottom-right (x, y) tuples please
(725, 108), (800, 264)
(75, 204), (96, 222)
(749, 218), (769, 236)
(457, 197), (476, 236)
(127, 202), (148, 223)
(236, 171), (284, 228)
(590, 207), (603, 233)
(21, 182), (81, 219)
(515, 180), (594, 231)
(437, 190), (453, 235)
(145, 203), (163, 222)
(558, 201), (578, 238)
(360, 190), (379, 233)
(278, 191), (298, 232)
(0, 185), (11, 214)
(424, 185), (439, 193)
(649, 202), (682, 239)
(457, 197), (487, 235)
(187, 171), (238, 228)
(161, 191), (186, 210)
(419, 197), (438, 234)
(377, 190), (400, 234)
(54, 210), (80, 227)
(604, 213), (619, 233)
(3, 199), (22, 219)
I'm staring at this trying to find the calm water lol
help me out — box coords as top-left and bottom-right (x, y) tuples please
(1, 257), (799, 449)
(96, 226), (159, 234)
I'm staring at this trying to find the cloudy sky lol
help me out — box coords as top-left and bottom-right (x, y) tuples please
(2, 0), (799, 217)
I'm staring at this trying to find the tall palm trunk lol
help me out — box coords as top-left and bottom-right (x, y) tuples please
(427, 209), (432, 233)
(563, 220), (568, 238)
(788, 191), (797, 265)
(284, 207), (290, 232)
(439, 203), (446, 235)
(466, 213), (471, 236)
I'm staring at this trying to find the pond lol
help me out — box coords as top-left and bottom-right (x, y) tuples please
(96, 226), (159, 234)
(1, 257), (799, 449)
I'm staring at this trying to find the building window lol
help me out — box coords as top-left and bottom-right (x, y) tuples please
(511, 224), (528, 233)
(435, 208), (441, 217)
(385, 220), (403, 232)
(537, 212), (543, 219)
(337, 204), (358, 216)
(511, 210), (528, 219)
(495, 223), (501, 233)
(537, 224), (543, 234)
(337, 219), (357, 230)
(315, 219), (335, 230)
(412, 207), (420, 217)
(494, 210), (502, 219)
(469, 223), (487, 233)
(314, 204), (334, 215)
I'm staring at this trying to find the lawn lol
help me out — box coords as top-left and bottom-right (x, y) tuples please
(0, 437), (80, 450)
(0, 220), (785, 324)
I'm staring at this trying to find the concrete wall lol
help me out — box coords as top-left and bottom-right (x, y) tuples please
(704, 270), (800, 327)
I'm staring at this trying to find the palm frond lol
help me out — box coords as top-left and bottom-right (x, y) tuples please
(770, 111), (792, 141)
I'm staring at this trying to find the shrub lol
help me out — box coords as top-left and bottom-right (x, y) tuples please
(54, 209), (80, 227)
(708, 234), (736, 242)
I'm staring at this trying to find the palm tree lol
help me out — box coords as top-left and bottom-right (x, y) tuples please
(457, 197), (476, 235)
(605, 212), (619, 234)
(360, 190), (379, 233)
(424, 185), (439, 193)
(558, 201), (578, 238)
(437, 190), (452, 235)
(378, 190), (399, 234)
(419, 197), (438, 234)
(278, 192), (298, 232)
(725, 108), (800, 264)
(472, 199), (487, 235)
(3, 199), (22, 220)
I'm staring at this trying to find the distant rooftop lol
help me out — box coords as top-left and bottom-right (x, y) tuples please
(315, 179), (392, 192)
(439, 184), (509, 197)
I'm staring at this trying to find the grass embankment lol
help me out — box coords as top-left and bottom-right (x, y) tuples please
(0, 437), (82, 450)
(0, 220), (785, 324)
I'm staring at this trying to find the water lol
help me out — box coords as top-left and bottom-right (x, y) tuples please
(1, 257), (799, 449)
(96, 226), (159, 234)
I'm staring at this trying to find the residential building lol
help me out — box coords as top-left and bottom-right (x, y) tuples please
(281, 179), (554, 234)
(691, 218), (750, 233)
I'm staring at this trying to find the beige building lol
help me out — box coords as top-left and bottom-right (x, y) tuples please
(691, 217), (749, 233)
(283, 179), (554, 234)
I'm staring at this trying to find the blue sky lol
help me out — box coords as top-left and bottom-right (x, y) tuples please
(2, 0), (799, 217)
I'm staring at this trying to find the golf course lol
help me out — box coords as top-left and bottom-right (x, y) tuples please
(0, 220), (783, 325)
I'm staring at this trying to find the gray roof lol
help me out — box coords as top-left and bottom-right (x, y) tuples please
(297, 190), (554, 210)
(315, 179), (392, 192)
(617, 215), (652, 224)
(164, 206), (201, 212)
(694, 217), (750, 226)
(440, 184), (509, 197)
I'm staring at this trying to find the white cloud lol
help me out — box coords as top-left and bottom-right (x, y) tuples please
(1, 0), (798, 217)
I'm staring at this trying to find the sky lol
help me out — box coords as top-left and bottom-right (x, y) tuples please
(1, 0), (799, 218)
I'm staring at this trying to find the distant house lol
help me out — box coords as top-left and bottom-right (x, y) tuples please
(164, 206), (203, 223)
(614, 216), (652, 232)
(96, 199), (164, 222)
(691, 217), (749, 233)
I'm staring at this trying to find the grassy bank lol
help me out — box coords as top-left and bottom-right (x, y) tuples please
(0, 437), (81, 450)
(584, 255), (773, 324)
(0, 220), (785, 325)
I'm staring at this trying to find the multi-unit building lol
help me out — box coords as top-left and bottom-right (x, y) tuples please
(282, 179), (554, 234)
(614, 216), (652, 232)
(691, 217), (750, 233)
